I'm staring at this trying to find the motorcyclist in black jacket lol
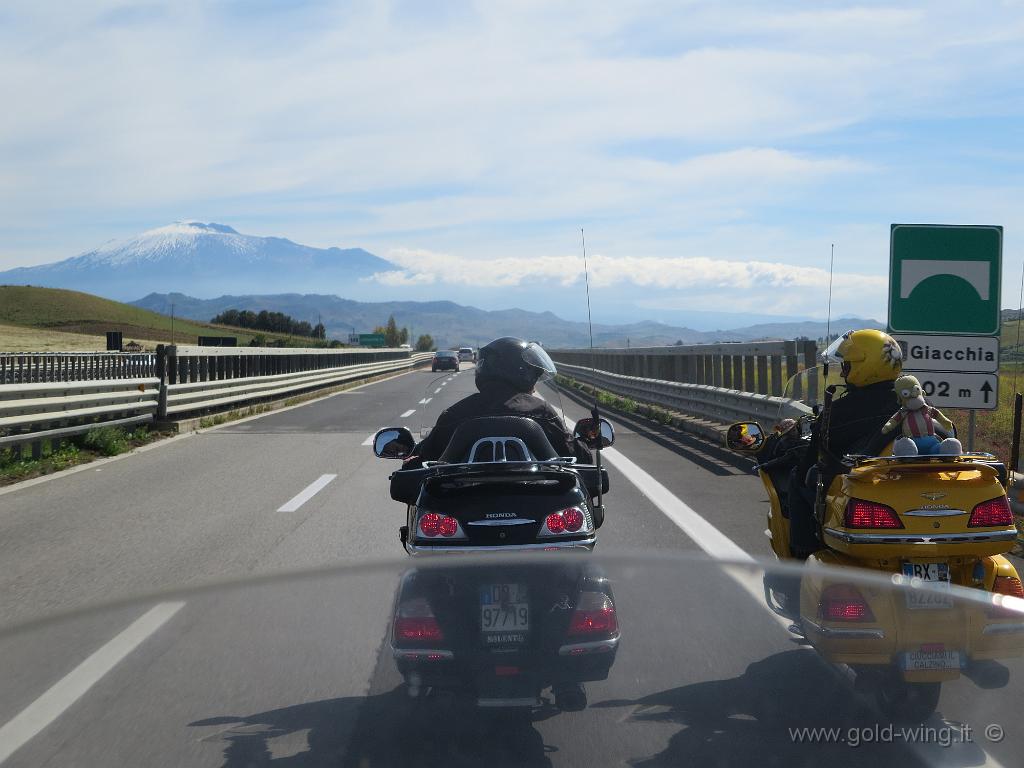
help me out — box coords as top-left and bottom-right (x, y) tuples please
(788, 329), (903, 558)
(410, 336), (593, 464)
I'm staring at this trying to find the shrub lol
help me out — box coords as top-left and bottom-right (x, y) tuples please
(81, 426), (130, 456)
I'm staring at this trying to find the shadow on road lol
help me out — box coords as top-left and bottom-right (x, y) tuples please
(191, 685), (556, 767)
(592, 649), (990, 768)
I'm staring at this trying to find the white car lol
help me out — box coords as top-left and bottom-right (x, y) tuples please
(458, 347), (476, 362)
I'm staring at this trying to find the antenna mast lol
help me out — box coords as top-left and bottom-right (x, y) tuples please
(825, 243), (835, 345)
(580, 228), (605, 520)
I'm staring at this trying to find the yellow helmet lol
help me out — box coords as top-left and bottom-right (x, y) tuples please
(822, 329), (902, 387)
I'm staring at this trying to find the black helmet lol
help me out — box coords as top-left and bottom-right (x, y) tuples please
(475, 337), (557, 393)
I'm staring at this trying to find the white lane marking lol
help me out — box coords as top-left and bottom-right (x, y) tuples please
(435, 388), (443, 394)
(602, 448), (751, 563)
(0, 601), (185, 765)
(418, 398), (432, 404)
(277, 474), (337, 512)
(400, 409), (416, 418)
(361, 434), (375, 446)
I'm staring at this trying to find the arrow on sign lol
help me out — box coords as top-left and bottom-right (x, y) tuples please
(981, 381), (993, 404)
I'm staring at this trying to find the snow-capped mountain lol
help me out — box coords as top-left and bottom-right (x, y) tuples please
(0, 221), (396, 300)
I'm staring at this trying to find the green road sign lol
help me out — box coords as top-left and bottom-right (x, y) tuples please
(888, 224), (1002, 336)
(358, 333), (386, 347)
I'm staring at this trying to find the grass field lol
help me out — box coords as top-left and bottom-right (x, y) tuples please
(0, 286), (320, 349)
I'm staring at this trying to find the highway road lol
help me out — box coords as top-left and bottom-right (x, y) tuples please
(0, 365), (1021, 766)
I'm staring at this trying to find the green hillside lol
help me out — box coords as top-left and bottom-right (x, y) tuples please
(0, 285), (309, 347)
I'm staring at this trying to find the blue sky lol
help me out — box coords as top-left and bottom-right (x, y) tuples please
(3, 0), (1024, 321)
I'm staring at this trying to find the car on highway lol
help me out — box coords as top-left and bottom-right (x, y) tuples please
(432, 349), (460, 372)
(458, 346), (476, 363)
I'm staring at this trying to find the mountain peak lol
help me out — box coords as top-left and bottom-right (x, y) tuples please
(141, 221), (240, 237)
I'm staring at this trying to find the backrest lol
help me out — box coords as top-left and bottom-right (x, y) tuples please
(438, 416), (560, 463)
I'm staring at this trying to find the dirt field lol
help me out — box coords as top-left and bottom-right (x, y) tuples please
(0, 323), (164, 352)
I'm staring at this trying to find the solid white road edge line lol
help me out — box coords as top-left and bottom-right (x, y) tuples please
(400, 409), (416, 418)
(361, 434), (375, 446)
(277, 474), (337, 513)
(0, 601), (185, 765)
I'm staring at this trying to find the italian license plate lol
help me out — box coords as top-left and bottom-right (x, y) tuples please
(480, 583), (529, 642)
(902, 561), (952, 609)
(902, 645), (962, 672)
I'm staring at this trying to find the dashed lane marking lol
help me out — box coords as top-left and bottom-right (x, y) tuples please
(0, 601), (186, 765)
(277, 474), (337, 512)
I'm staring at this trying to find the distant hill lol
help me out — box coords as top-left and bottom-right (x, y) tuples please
(0, 221), (394, 301)
(0, 286), (314, 347)
(132, 292), (884, 350)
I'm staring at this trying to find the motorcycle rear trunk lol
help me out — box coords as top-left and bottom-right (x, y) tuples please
(823, 457), (1016, 559)
(391, 563), (618, 708)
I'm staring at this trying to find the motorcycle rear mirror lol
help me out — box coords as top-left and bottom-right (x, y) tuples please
(574, 417), (615, 449)
(373, 427), (416, 459)
(726, 422), (765, 452)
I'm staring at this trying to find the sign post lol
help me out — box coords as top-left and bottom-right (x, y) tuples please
(888, 224), (1003, 450)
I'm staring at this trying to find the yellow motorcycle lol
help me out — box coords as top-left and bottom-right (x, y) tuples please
(727, 367), (1024, 720)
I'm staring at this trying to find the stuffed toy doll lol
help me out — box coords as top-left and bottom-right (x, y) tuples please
(882, 374), (963, 456)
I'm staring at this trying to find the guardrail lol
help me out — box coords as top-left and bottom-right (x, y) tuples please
(162, 352), (432, 417)
(551, 340), (819, 401)
(0, 378), (160, 457)
(1, 347), (432, 456)
(556, 363), (813, 426)
(0, 352), (156, 384)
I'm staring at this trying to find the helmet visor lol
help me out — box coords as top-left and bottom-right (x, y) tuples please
(522, 342), (557, 381)
(820, 332), (852, 367)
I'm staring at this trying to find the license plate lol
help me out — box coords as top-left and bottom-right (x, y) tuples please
(902, 646), (962, 671)
(902, 561), (952, 610)
(480, 583), (529, 640)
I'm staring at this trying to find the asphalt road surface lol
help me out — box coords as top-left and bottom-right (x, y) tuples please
(0, 365), (1020, 766)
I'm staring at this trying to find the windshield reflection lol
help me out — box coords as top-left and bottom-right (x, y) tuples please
(0, 553), (1021, 767)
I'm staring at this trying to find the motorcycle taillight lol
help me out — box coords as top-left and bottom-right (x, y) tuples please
(819, 584), (875, 622)
(968, 497), (1013, 528)
(394, 597), (444, 642)
(568, 591), (618, 637)
(844, 499), (904, 529)
(988, 576), (1024, 618)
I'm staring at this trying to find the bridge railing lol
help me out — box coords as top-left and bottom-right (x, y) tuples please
(0, 351), (156, 384)
(550, 340), (818, 427)
(551, 340), (819, 400)
(0, 347), (432, 457)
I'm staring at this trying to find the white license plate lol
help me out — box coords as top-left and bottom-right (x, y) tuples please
(480, 583), (529, 635)
(902, 646), (961, 672)
(902, 561), (952, 609)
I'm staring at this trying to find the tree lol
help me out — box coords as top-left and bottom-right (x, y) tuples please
(313, 322), (326, 340)
(400, 327), (409, 345)
(415, 334), (434, 352)
(384, 315), (401, 347)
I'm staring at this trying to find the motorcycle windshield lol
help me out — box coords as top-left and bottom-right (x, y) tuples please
(4, 552), (1024, 767)
(774, 364), (846, 436)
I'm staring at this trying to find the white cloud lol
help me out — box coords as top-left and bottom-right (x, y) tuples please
(373, 245), (886, 293)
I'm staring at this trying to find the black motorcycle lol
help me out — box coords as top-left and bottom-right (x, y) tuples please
(372, 413), (619, 711)
(372, 414), (613, 554)
(390, 558), (618, 711)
